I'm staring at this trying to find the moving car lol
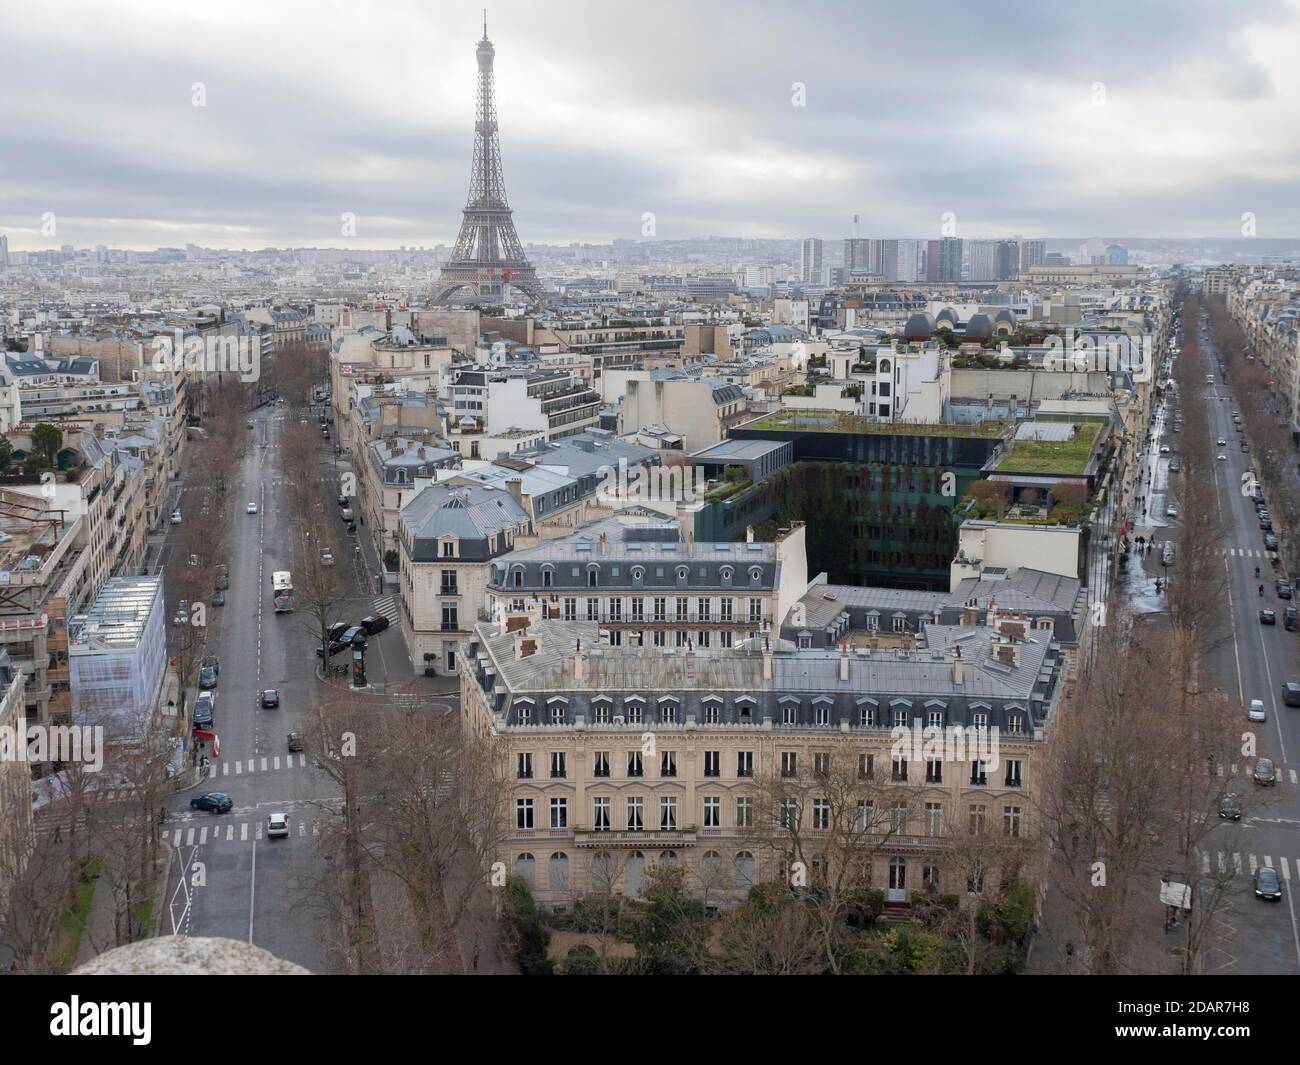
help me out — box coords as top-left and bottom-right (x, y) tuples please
(321, 549), (334, 566)
(287, 732), (305, 752)
(170, 509), (182, 524)
(247, 419), (255, 429)
(1159, 445), (1170, 454)
(1166, 504), (1178, 518)
(1255, 866), (1283, 901)
(190, 792), (233, 814)
(1217, 437), (1226, 446)
(1283, 681), (1300, 707)
(260, 689), (280, 709)
(1254, 758), (1277, 785)
(1217, 453), (1227, 461)
(267, 813), (289, 839)
(337, 494), (348, 507)
(1260, 609), (1276, 625)
(360, 614), (390, 636)
(1219, 796), (1242, 821)
(317, 625), (365, 657)
(1248, 699), (1267, 722)
(199, 664), (218, 690)
(173, 599), (189, 626)
(247, 501), (258, 514)
(1276, 579), (1292, 599)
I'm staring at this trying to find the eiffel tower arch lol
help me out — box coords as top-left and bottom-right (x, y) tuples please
(432, 20), (545, 306)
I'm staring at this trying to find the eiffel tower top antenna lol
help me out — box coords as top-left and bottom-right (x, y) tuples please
(483, 9), (487, 37)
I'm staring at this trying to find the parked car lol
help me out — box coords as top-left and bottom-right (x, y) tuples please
(1217, 453), (1227, 461)
(1169, 460), (1181, 472)
(247, 502), (258, 515)
(1255, 865), (1283, 901)
(1248, 699), (1267, 722)
(1241, 442), (1250, 452)
(202, 653), (219, 675)
(1254, 757), (1277, 785)
(287, 732), (305, 752)
(340, 508), (354, 521)
(199, 664), (218, 690)
(190, 792), (233, 814)
(1217, 437), (1226, 446)
(1265, 534), (1279, 551)
(193, 690), (215, 725)
(1260, 609), (1276, 625)
(321, 549), (334, 566)
(1283, 681), (1300, 707)
(1166, 504), (1178, 518)
(211, 590), (226, 607)
(1286, 607), (1298, 631)
(360, 614), (390, 636)
(1277, 580), (1292, 599)
(170, 509), (182, 525)
(215, 566), (230, 590)
(1160, 445), (1171, 454)
(345, 520), (357, 534)
(1219, 796), (1242, 821)
(173, 599), (189, 626)
(1261, 515), (1273, 531)
(260, 689), (280, 709)
(267, 813), (289, 839)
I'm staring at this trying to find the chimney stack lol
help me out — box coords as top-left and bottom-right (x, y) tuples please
(505, 476), (525, 511)
(762, 635), (773, 681)
(746, 524), (755, 544)
(952, 646), (964, 686)
(985, 595), (997, 629)
(839, 638), (849, 681)
(574, 638), (587, 683)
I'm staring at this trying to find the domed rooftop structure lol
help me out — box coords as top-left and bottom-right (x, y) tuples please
(935, 307), (959, 327)
(994, 308), (1018, 326)
(964, 313), (995, 340)
(902, 312), (936, 340)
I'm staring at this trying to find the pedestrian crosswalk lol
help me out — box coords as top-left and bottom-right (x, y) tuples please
(1223, 548), (1272, 558)
(1198, 849), (1300, 883)
(372, 594), (400, 625)
(170, 816), (326, 846)
(1211, 761), (1300, 784)
(204, 752), (312, 779)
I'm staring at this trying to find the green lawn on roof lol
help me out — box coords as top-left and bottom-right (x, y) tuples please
(993, 423), (1101, 475)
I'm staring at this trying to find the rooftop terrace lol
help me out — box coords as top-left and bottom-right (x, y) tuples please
(739, 410), (1007, 438)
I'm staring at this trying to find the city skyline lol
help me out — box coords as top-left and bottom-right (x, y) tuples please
(4, 0), (1300, 250)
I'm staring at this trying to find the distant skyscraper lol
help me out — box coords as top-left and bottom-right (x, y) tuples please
(843, 238), (870, 272)
(800, 238), (823, 284)
(896, 239), (922, 282)
(967, 240), (1000, 282)
(432, 18), (544, 304)
(1018, 239), (1046, 271)
(926, 238), (963, 283)
(0, 235), (8, 273)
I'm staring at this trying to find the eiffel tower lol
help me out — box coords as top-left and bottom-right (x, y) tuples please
(431, 17), (545, 305)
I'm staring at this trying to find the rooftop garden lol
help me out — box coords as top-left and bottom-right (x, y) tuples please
(743, 411), (1006, 438)
(992, 423), (1102, 476)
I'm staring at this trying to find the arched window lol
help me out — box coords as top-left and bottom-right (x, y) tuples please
(541, 566), (553, 588)
(734, 851), (755, 889)
(676, 566), (689, 587)
(591, 851), (614, 893)
(548, 852), (569, 891)
(515, 853), (536, 888)
(659, 850), (678, 866)
(587, 564), (599, 588)
(626, 851), (646, 896)
(701, 850), (723, 890)
(749, 566), (762, 585)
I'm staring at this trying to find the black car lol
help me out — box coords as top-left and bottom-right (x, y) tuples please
(337, 494), (348, 507)
(317, 625), (365, 657)
(1260, 609), (1277, 625)
(198, 664), (218, 690)
(360, 614), (390, 636)
(1219, 796), (1242, 821)
(202, 654), (219, 674)
(190, 792), (233, 814)
(1256, 866), (1283, 901)
(211, 590), (226, 607)
(1285, 606), (1298, 631)
(287, 732), (305, 752)
(260, 689), (280, 708)
(1277, 580), (1292, 599)
(326, 620), (349, 643)
(1284, 681), (1300, 707)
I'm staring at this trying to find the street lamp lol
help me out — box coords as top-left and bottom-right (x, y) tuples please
(351, 630), (367, 688)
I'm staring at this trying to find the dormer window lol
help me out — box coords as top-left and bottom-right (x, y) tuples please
(631, 566), (644, 587)
(541, 567), (553, 588)
(749, 567), (762, 585)
(719, 566), (733, 587)
(676, 566), (689, 586)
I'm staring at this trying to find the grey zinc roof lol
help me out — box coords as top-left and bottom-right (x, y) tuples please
(401, 482), (529, 544)
(951, 568), (1080, 613)
(479, 620), (1050, 702)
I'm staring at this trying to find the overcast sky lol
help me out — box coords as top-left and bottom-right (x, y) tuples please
(4, 0), (1299, 250)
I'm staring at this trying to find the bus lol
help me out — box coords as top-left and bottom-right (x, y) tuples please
(272, 571), (294, 613)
